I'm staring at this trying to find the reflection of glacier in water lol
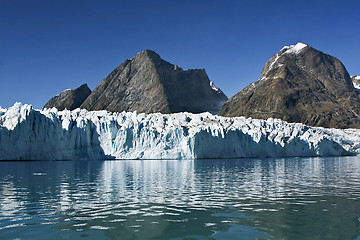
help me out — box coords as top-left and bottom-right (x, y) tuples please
(1, 157), (360, 239)
(100, 160), (196, 206)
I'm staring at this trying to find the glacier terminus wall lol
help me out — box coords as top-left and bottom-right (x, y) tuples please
(1, 103), (360, 160)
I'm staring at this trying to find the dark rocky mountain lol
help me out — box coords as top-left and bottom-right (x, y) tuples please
(219, 43), (360, 129)
(43, 84), (91, 111)
(80, 50), (227, 114)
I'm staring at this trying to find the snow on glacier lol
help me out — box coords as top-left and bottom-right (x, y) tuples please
(1, 103), (360, 160)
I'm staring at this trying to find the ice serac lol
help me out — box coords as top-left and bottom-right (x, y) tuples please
(80, 50), (228, 114)
(1, 103), (360, 160)
(219, 43), (360, 129)
(44, 84), (91, 111)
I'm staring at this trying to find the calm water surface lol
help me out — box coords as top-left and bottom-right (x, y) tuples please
(0, 157), (360, 240)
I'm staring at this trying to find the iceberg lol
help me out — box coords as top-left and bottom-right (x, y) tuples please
(1, 103), (360, 160)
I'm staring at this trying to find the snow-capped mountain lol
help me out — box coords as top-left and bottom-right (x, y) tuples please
(220, 43), (360, 129)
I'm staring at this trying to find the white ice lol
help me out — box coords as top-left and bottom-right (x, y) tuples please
(1, 103), (360, 160)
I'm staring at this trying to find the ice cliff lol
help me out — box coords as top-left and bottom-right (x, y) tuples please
(1, 103), (360, 160)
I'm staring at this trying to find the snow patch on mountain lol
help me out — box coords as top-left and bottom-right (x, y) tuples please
(210, 81), (221, 93)
(352, 75), (360, 90)
(266, 53), (281, 74)
(353, 83), (360, 90)
(285, 42), (308, 54)
(262, 43), (309, 79)
(55, 89), (71, 97)
(1, 103), (360, 160)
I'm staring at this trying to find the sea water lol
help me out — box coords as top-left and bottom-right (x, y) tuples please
(0, 157), (359, 240)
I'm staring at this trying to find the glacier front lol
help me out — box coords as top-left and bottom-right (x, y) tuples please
(1, 103), (360, 160)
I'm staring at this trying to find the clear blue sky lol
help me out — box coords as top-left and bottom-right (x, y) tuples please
(1, 0), (359, 109)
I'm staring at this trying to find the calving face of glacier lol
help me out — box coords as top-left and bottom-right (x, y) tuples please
(1, 103), (360, 160)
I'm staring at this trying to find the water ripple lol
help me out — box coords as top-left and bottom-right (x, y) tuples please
(0, 157), (360, 239)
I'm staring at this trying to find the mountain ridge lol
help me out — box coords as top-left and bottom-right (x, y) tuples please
(44, 50), (228, 114)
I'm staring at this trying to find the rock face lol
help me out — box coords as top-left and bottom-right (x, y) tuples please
(80, 50), (228, 114)
(219, 43), (360, 129)
(43, 84), (91, 111)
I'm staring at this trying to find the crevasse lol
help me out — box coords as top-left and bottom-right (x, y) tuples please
(0, 103), (360, 160)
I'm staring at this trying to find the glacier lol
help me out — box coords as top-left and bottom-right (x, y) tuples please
(1, 103), (360, 160)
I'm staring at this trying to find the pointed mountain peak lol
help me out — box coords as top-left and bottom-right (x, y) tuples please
(261, 43), (317, 78)
(132, 49), (163, 63)
(79, 83), (90, 89)
(140, 49), (159, 55)
(79, 50), (228, 114)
